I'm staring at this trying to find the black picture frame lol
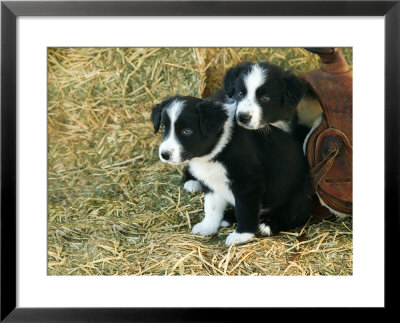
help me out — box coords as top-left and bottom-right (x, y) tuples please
(1, 0), (398, 321)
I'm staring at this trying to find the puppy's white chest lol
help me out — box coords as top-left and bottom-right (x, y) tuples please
(189, 159), (235, 205)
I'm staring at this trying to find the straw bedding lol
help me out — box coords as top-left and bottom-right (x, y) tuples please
(48, 48), (352, 276)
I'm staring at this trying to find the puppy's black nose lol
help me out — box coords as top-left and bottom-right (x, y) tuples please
(238, 112), (252, 124)
(161, 151), (171, 160)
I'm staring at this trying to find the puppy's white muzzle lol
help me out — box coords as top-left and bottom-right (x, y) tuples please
(159, 139), (182, 165)
(236, 100), (262, 129)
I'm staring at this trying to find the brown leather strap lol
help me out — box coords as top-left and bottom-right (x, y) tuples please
(310, 146), (339, 192)
(318, 189), (352, 214)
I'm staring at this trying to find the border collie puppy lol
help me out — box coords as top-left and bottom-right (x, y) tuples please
(223, 61), (311, 141)
(151, 95), (313, 246)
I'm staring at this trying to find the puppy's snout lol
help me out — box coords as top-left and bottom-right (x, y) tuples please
(238, 112), (252, 124)
(161, 151), (171, 161)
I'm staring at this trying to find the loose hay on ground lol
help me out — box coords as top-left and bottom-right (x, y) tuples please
(48, 47), (353, 276)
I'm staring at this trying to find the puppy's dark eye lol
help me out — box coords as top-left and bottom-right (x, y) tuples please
(260, 95), (270, 103)
(238, 91), (244, 99)
(182, 128), (193, 136)
(161, 124), (166, 133)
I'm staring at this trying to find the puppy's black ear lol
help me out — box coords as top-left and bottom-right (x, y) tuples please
(223, 62), (252, 98)
(282, 72), (306, 109)
(151, 102), (164, 133)
(197, 101), (228, 137)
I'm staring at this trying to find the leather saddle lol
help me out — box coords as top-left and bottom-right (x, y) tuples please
(302, 48), (353, 217)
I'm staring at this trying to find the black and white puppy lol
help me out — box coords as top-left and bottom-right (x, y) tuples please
(151, 95), (313, 246)
(223, 61), (309, 140)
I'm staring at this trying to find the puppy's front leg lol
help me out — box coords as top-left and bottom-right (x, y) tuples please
(225, 189), (260, 246)
(192, 191), (227, 236)
(183, 165), (204, 193)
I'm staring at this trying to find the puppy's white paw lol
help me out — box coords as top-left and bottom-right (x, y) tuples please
(225, 231), (254, 246)
(258, 223), (272, 236)
(192, 221), (218, 236)
(184, 180), (202, 193)
(219, 220), (231, 228)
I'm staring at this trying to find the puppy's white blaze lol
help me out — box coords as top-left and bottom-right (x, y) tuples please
(183, 180), (202, 193)
(225, 231), (255, 246)
(159, 100), (184, 164)
(258, 223), (272, 236)
(236, 64), (267, 129)
(245, 64), (267, 96)
(270, 120), (291, 133)
(192, 192), (227, 236)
